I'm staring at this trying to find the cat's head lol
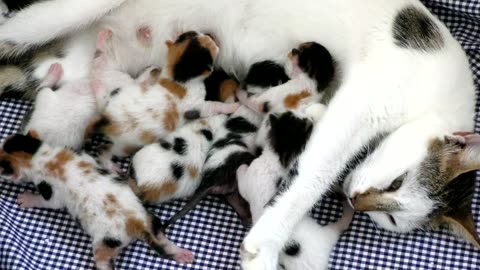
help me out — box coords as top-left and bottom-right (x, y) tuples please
(0, 132), (42, 181)
(286, 42), (335, 91)
(345, 133), (480, 248)
(165, 31), (219, 83)
(243, 60), (290, 97)
(267, 111), (314, 168)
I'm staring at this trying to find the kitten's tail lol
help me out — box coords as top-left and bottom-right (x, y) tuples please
(162, 188), (210, 228)
(0, 0), (127, 58)
(330, 200), (355, 232)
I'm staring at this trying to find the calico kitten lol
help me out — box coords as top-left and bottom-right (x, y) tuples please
(128, 115), (226, 204)
(163, 60), (290, 227)
(23, 63), (98, 150)
(237, 110), (353, 270)
(0, 133), (194, 270)
(91, 29), (238, 171)
(236, 42), (335, 115)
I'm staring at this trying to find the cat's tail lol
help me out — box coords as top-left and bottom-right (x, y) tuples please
(163, 187), (210, 228)
(330, 200), (355, 232)
(0, 0), (127, 58)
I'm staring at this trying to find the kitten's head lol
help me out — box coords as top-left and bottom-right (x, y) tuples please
(204, 68), (239, 103)
(267, 111), (314, 168)
(0, 132), (42, 181)
(346, 133), (480, 248)
(165, 31), (219, 83)
(243, 60), (290, 96)
(286, 42), (335, 91)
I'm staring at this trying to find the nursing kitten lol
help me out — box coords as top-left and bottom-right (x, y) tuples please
(91, 29), (238, 171)
(164, 60), (290, 227)
(23, 63), (98, 150)
(0, 134), (194, 270)
(128, 115), (226, 204)
(237, 110), (353, 270)
(236, 42), (335, 115)
(0, 1), (476, 268)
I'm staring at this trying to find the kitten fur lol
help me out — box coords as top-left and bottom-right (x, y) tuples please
(0, 1), (476, 268)
(0, 134), (194, 270)
(237, 42), (335, 115)
(23, 63), (98, 150)
(164, 60), (290, 227)
(128, 115), (226, 204)
(91, 29), (238, 171)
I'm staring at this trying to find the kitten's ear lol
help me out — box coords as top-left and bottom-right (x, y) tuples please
(441, 206), (480, 249)
(27, 129), (40, 140)
(165, 40), (174, 48)
(2, 134), (42, 155)
(269, 114), (278, 124)
(445, 133), (480, 178)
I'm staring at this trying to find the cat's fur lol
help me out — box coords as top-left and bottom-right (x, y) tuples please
(0, 134), (194, 270)
(23, 63), (98, 150)
(163, 60), (291, 227)
(128, 115), (226, 204)
(237, 110), (352, 270)
(90, 29), (238, 171)
(237, 42), (335, 115)
(0, 1), (476, 268)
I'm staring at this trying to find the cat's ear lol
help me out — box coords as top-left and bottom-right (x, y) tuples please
(165, 40), (174, 48)
(445, 133), (480, 179)
(441, 205), (480, 249)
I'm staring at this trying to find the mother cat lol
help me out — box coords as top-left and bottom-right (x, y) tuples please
(0, 0), (477, 269)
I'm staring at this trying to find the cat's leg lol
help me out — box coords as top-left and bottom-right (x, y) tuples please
(17, 182), (64, 209)
(240, 85), (392, 269)
(38, 63), (63, 90)
(0, 0), (127, 57)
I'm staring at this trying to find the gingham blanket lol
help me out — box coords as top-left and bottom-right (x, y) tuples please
(1, 1), (479, 269)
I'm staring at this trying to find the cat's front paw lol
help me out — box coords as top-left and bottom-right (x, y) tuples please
(241, 225), (280, 270)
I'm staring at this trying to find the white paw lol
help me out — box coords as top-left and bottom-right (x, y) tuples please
(240, 228), (280, 270)
(17, 192), (38, 208)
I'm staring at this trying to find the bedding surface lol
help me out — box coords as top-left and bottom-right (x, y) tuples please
(0, 0), (479, 269)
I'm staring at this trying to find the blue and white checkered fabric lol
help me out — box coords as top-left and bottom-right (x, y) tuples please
(0, 0), (479, 269)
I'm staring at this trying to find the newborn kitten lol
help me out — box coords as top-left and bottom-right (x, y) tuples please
(91, 29), (238, 171)
(163, 60), (290, 227)
(236, 42), (335, 114)
(23, 63), (98, 150)
(128, 115), (226, 204)
(237, 110), (352, 270)
(0, 133), (194, 270)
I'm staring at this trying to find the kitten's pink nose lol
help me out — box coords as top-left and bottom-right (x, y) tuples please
(350, 194), (359, 206)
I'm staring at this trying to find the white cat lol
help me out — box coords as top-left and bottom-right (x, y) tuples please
(0, 1), (476, 269)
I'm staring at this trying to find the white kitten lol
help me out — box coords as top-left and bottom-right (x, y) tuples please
(23, 63), (98, 150)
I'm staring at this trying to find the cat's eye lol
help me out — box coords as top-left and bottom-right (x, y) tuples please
(387, 214), (397, 226)
(386, 174), (405, 192)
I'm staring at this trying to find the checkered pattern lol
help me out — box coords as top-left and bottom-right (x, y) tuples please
(0, 1), (479, 269)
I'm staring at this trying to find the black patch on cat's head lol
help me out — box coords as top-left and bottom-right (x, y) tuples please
(184, 110), (201, 121)
(393, 6), (444, 51)
(200, 129), (213, 141)
(292, 42), (334, 91)
(268, 112), (313, 168)
(158, 139), (172, 150)
(37, 181), (53, 200)
(226, 117), (258, 134)
(284, 240), (301, 257)
(0, 160), (14, 176)
(103, 237), (122, 248)
(204, 68), (236, 101)
(3, 134), (42, 155)
(244, 60), (290, 88)
(171, 163), (184, 180)
(173, 137), (187, 155)
(171, 32), (216, 82)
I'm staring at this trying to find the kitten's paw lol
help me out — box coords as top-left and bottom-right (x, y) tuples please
(223, 102), (240, 114)
(241, 220), (281, 270)
(17, 192), (40, 208)
(236, 164), (249, 179)
(240, 241), (278, 270)
(173, 248), (194, 264)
